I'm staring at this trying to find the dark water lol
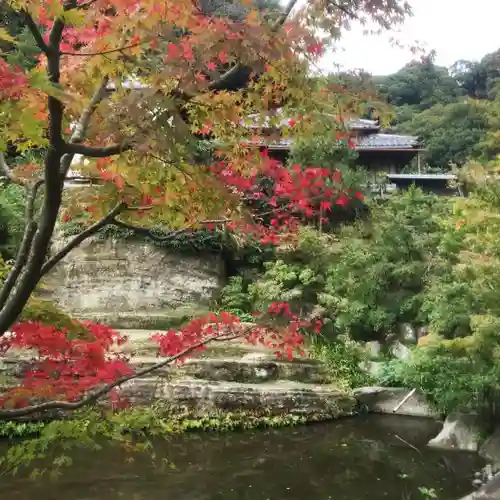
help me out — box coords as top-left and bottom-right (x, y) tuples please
(0, 415), (482, 500)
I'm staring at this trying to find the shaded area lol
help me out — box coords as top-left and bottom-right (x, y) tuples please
(0, 415), (483, 500)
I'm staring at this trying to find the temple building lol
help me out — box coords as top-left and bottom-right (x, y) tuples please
(243, 113), (461, 196)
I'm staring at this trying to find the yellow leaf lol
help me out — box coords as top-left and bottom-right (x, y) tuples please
(0, 28), (15, 43)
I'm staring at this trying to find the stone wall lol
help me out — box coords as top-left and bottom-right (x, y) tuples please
(41, 236), (225, 327)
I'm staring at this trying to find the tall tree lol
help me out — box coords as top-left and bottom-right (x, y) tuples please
(396, 99), (491, 170)
(0, 0), (410, 420)
(376, 52), (463, 112)
(451, 49), (500, 100)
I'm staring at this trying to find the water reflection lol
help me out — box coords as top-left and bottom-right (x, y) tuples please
(0, 415), (482, 500)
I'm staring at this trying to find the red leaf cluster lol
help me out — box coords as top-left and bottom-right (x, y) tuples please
(0, 321), (131, 408)
(210, 149), (361, 244)
(0, 60), (27, 100)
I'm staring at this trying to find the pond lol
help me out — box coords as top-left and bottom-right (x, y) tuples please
(0, 415), (482, 500)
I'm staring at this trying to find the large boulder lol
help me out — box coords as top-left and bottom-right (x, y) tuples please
(399, 323), (418, 344)
(479, 427), (500, 464)
(41, 236), (224, 328)
(389, 341), (411, 361)
(353, 387), (438, 418)
(428, 413), (484, 452)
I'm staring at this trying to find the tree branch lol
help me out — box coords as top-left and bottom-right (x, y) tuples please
(110, 217), (229, 243)
(61, 42), (145, 57)
(22, 11), (50, 55)
(60, 77), (110, 179)
(207, 0), (299, 92)
(0, 331), (244, 419)
(65, 142), (132, 158)
(0, 180), (44, 309)
(274, 0), (300, 27)
(39, 202), (127, 277)
(327, 1), (358, 20)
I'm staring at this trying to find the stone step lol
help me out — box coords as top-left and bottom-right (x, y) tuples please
(119, 377), (356, 418)
(129, 354), (329, 384)
(116, 330), (285, 359)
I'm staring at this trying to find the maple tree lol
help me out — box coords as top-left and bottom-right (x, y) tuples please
(0, 0), (410, 419)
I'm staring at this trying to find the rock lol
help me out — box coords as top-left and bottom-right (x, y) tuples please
(480, 428), (500, 464)
(459, 473), (500, 499)
(390, 341), (411, 360)
(131, 356), (330, 384)
(41, 237), (224, 327)
(399, 323), (417, 344)
(365, 341), (382, 358)
(428, 413), (483, 452)
(120, 378), (357, 418)
(352, 387), (438, 418)
(474, 479), (485, 488)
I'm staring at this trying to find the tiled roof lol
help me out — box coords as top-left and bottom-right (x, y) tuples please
(244, 112), (380, 131)
(387, 174), (456, 181)
(249, 133), (423, 151)
(347, 118), (380, 130)
(354, 133), (422, 150)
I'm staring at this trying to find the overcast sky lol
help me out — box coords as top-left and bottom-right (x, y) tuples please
(317, 0), (500, 76)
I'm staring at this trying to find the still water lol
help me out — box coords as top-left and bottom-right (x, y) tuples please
(0, 415), (482, 500)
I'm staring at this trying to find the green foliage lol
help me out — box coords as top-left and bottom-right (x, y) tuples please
(322, 189), (450, 341)
(241, 189), (451, 342)
(379, 316), (500, 423)
(0, 421), (46, 439)
(310, 335), (373, 390)
(418, 486), (438, 499)
(372, 49), (500, 171)
(0, 182), (26, 259)
(451, 50), (500, 100)
(19, 297), (88, 338)
(219, 276), (252, 311)
(376, 55), (463, 111)
(396, 100), (492, 169)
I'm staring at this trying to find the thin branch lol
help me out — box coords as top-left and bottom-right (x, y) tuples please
(39, 202), (127, 277)
(327, 1), (358, 20)
(60, 77), (110, 179)
(207, 0), (299, 92)
(65, 142), (132, 158)
(75, 0), (98, 10)
(22, 11), (50, 55)
(274, 0), (300, 27)
(0, 332), (244, 419)
(61, 42), (145, 57)
(110, 217), (229, 243)
(0, 152), (20, 185)
(0, 180), (44, 309)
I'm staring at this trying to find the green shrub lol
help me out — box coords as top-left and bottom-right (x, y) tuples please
(310, 335), (373, 390)
(246, 188), (452, 343)
(379, 315), (500, 425)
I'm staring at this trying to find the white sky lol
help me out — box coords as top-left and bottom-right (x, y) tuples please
(318, 0), (500, 76)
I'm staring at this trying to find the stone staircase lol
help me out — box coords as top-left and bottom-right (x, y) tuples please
(116, 330), (358, 419)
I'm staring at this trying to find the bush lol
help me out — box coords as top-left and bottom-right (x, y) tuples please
(379, 315), (500, 426)
(243, 188), (451, 343)
(310, 335), (373, 390)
